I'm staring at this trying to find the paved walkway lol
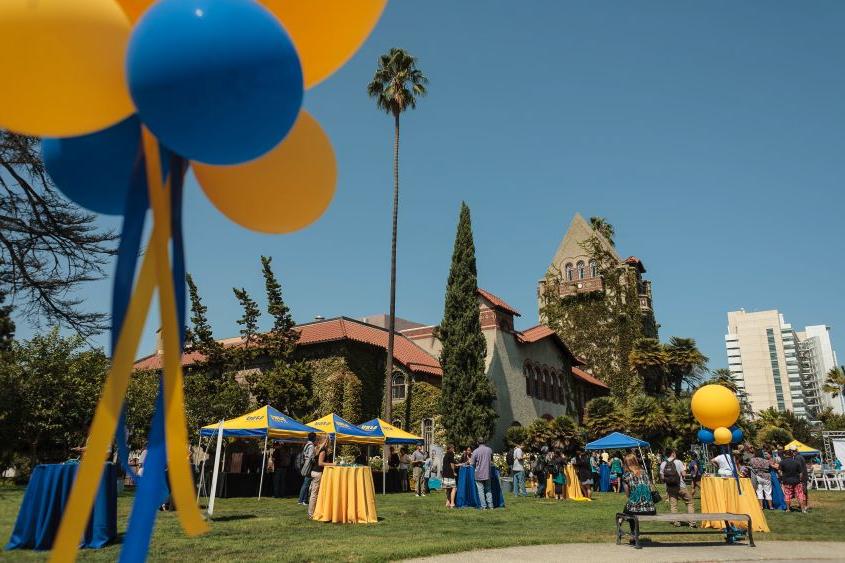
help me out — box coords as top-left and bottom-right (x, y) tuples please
(404, 541), (845, 562)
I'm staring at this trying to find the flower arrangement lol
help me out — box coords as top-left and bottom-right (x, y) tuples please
(368, 455), (383, 472)
(492, 452), (510, 475)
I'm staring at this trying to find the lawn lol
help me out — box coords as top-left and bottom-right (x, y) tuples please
(2, 484), (844, 562)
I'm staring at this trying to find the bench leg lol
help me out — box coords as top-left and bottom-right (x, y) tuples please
(747, 517), (755, 547)
(634, 518), (641, 549)
(615, 516), (622, 545)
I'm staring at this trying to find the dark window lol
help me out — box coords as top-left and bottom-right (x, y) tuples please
(589, 260), (598, 278)
(576, 261), (585, 280)
(392, 373), (406, 400)
(565, 263), (574, 281)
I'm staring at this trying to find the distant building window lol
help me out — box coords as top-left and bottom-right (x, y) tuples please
(564, 263), (574, 281)
(392, 373), (406, 400)
(576, 261), (585, 280)
(589, 260), (598, 278)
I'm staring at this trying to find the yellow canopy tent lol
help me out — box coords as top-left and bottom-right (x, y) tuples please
(357, 418), (424, 495)
(305, 413), (384, 446)
(785, 439), (821, 456)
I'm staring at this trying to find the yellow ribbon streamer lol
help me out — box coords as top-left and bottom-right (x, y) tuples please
(141, 128), (207, 537)
(50, 240), (158, 562)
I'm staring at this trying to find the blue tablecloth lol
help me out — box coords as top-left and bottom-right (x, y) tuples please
(770, 469), (787, 510)
(455, 466), (505, 509)
(6, 463), (117, 551)
(599, 464), (611, 492)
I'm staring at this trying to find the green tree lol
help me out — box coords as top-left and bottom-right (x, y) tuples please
(0, 291), (14, 353)
(0, 329), (108, 475)
(626, 394), (669, 441)
(504, 425), (528, 448)
(393, 381), (441, 432)
(818, 407), (845, 431)
(583, 396), (627, 439)
(232, 287), (260, 349)
(665, 337), (708, 394)
(125, 370), (159, 449)
(757, 425), (793, 448)
(589, 216), (615, 246)
(628, 338), (667, 394)
(186, 273), (225, 367)
(260, 255), (297, 356)
(823, 366), (845, 399)
(665, 395), (698, 451)
(525, 418), (556, 450)
(250, 362), (314, 419)
(438, 203), (496, 446)
(0, 132), (117, 337)
(367, 47), (427, 423)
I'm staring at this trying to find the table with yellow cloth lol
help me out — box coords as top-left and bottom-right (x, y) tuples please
(700, 476), (769, 532)
(545, 465), (591, 501)
(312, 466), (378, 524)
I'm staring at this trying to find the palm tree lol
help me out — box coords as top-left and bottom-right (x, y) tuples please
(627, 394), (669, 441)
(367, 48), (427, 423)
(665, 337), (708, 394)
(629, 337), (667, 394)
(589, 216), (615, 246)
(583, 396), (627, 439)
(823, 366), (845, 398)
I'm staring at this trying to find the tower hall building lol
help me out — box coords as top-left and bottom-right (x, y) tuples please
(725, 309), (840, 419)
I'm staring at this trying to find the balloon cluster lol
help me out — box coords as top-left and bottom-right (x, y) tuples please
(2, 0), (386, 233)
(691, 384), (743, 446)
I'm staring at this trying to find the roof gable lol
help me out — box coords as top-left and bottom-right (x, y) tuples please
(548, 213), (620, 274)
(477, 288), (520, 317)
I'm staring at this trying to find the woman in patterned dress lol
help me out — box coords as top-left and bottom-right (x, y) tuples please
(621, 453), (656, 539)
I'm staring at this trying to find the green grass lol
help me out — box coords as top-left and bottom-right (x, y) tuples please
(2, 484), (844, 562)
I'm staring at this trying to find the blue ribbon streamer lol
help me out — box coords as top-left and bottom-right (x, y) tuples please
(120, 149), (188, 563)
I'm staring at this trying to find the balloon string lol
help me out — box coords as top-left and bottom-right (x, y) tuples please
(50, 239), (159, 563)
(141, 128), (207, 537)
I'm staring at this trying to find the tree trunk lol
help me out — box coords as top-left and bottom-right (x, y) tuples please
(384, 112), (400, 423)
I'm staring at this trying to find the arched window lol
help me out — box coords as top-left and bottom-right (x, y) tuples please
(553, 373), (561, 404)
(543, 369), (551, 401)
(590, 260), (598, 278)
(564, 263), (574, 281)
(576, 260), (585, 280)
(392, 373), (406, 400)
(524, 364), (532, 396)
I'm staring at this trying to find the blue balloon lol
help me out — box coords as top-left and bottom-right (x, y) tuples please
(731, 427), (744, 444)
(42, 116), (142, 215)
(126, 0), (303, 165)
(697, 428), (715, 444)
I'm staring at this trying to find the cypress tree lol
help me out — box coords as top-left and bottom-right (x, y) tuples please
(185, 273), (225, 367)
(438, 203), (497, 446)
(259, 255), (297, 357)
(232, 287), (260, 348)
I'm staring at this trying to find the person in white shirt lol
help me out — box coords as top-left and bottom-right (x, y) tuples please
(660, 449), (695, 526)
(711, 452), (735, 477)
(511, 443), (526, 497)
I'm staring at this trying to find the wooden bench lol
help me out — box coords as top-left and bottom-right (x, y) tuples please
(615, 512), (755, 549)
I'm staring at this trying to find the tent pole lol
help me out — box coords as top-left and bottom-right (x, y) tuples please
(196, 436), (211, 503)
(208, 420), (225, 518)
(333, 435), (337, 461)
(383, 444), (386, 496)
(258, 433), (269, 500)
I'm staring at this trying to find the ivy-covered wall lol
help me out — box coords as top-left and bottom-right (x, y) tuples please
(540, 235), (659, 399)
(393, 381), (441, 432)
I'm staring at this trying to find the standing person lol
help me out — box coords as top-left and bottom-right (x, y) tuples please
(271, 444), (287, 498)
(297, 433), (317, 506)
(796, 447), (810, 509)
(687, 453), (702, 498)
(551, 450), (567, 500)
(460, 446), (473, 464)
(423, 450), (433, 495)
(441, 445), (457, 508)
(590, 452), (601, 492)
(399, 447), (411, 492)
(307, 435), (334, 519)
(610, 452), (624, 493)
(620, 453), (656, 541)
(470, 438), (494, 510)
(533, 446), (548, 498)
(750, 448), (773, 508)
(711, 450), (736, 477)
(660, 449), (695, 526)
(511, 441), (527, 497)
(412, 444), (427, 497)
(575, 450), (593, 499)
(779, 447), (807, 513)
(387, 446), (400, 492)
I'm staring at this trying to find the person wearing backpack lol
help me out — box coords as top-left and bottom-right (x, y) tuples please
(659, 449), (695, 526)
(296, 432), (317, 506)
(533, 446), (548, 498)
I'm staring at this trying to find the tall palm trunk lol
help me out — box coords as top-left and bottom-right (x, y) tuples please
(384, 112), (400, 423)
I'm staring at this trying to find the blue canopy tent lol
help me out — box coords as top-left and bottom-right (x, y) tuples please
(585, 432), (650, 450)
(586, 432), (653, 485)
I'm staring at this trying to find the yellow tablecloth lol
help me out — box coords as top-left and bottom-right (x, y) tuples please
(545, 465), (590, 501)
(700, 476), (769, 532)
(313, 466), (378, 524)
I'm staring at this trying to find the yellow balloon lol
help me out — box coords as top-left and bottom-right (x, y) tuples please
(0, 0), (134, 136)
(691, 384), (740, 429)
(713, 426), (732, 446)
(262, 0), (387, 88)
(193, 111), (336, 234)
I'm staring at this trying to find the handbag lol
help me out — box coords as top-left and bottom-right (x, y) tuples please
(650, 487), (662, 503)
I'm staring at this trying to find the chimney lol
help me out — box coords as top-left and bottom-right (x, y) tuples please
(155, 327), (164, 355)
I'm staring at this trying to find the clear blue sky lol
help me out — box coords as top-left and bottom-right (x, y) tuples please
(15, 0), (845, 369)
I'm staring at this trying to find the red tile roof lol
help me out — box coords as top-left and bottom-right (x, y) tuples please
(515, 324), (583, 366)
(572, 366), (608, 389)
(132, 317), (443, 377)
(477, 288), (521, 316)
(623, 256), (646, 273)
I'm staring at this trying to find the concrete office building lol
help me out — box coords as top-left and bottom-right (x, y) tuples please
(726, 310), (839, 419)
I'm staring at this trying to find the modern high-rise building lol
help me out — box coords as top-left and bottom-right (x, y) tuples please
(725, 310), (839, 419)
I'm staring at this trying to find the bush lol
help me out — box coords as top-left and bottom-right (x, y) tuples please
(504, 425), (527, 447)
(757, 425), (793, 448)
